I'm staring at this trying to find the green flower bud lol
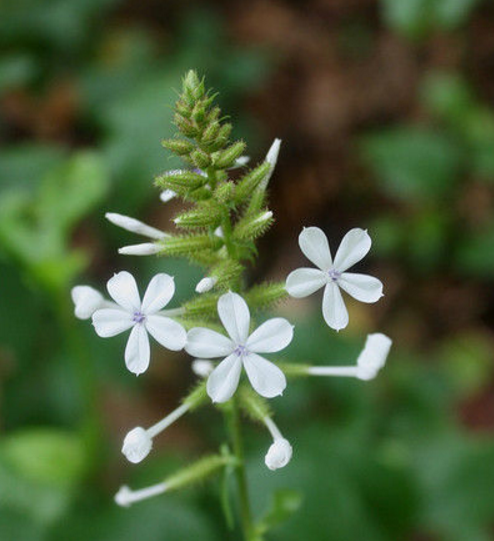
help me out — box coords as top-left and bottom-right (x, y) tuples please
(161, 138), (195, 156)
(234, 209), (273, 241)
(213, 141), (247, 169)
(155, 170), (207, 190)
(214, 181), (235, 204)
(174, 202), (222, 229)
(234, 162), (271, 204)
(157, 234), (222, 257)
(190, 148), (211, 169)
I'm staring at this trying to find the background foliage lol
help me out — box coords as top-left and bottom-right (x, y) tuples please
(1, 1), (494, 540)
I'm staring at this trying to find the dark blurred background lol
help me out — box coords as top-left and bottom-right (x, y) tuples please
(1, 1), (494, 540)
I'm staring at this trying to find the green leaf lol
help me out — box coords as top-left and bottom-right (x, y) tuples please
(257, 489), (303, 534)
(37, 151), (109, 234)
(361, 127), (463, 200)
(0, 428), (86, 488)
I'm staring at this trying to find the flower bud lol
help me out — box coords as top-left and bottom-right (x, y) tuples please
(122, 427), (153, 464)
(71, 286), (104, 320)
(195, 277), (217, 294)
(192, 359), (214, 378)
(160, 189), (177, 203)
(265, 438), (292, 471)
(259, 138), (281, 190)
(356, 333), (392, 380)
(118, 243), (160, 256)
(105, 213), (166, 239)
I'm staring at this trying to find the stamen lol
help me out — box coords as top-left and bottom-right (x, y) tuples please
(327, 269), (341, 282)
(133, 311), (146, 324)
(234, 344), (248, 357)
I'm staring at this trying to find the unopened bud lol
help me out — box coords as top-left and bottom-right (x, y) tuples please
(118, 243), (160, 256)
(195, 276), (217, 293)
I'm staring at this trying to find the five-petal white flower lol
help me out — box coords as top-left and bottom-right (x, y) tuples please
(92, 271), (186, 375)
(185, 292), (293, 403)
(286, 227), (383, 331)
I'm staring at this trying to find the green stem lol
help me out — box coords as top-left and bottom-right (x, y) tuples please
(227, 396), (258, 541)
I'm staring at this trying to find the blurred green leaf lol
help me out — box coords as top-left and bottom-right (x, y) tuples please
(362, 127), (463, 200)
(381, 0), (481, 39)
(1, 428), (85, 488)
(257, 489), (303, 535)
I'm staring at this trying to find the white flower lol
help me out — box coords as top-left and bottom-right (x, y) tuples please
(286, 227), (383, 331)
(195, 276), (217, 294)
(122, 427), (152, 463)
(121, 402), (190, 463)
(185, 292), (293, 403)
(306, 332), (392, 380)
(356, 333), (392, 380)
(115, 482), (168, 507)
(71, 285), (106, 320)
(265, 438), (292, 470)
(192, 359), (214, 378)
(160, 189), (177, 203)
(92, 271), (186, 375)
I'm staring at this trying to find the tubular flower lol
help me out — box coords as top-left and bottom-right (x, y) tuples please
(91, 271), (186, 375)
(121, 402), (191, 463)
(306, 332), (392, 380)
(286, 227), (383, 331)
(262, 416), (292, 470)
(185, 292), (294, 403)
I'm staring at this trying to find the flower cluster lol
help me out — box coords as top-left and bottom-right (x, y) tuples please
(71, 71), (392, 515)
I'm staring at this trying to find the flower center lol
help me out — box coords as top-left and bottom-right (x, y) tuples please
(327, 269), (341, 282)
(133, 311), (146, 324)
(234, 344), (249, 357)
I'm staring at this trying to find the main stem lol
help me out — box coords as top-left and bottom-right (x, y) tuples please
(229, 396), (256, 541)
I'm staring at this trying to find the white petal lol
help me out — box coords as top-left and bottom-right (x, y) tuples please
(333, 228), (371, 272)
(160, 189), (176, 203)
(298, 227), (332, 271)
(243, 353), (286, 398)
(107, 271), (140, 312)
(322, 283), (348, 331)
(185, 328), (234, 358)
(141, 274), (175, 314)
(92, 308), (134, 337)
(71, 285), (104, 320)
(195, 276), (217, 293)
(338, 273), (383, 303)
(285, 268), (327, 298)
(145, 315), (186, 351)
(247, 318), (294, 353)
(217, 292), (250, 344)
(192, 359), (214, 378)
(233, 155), (250, 168)
(206, 353), (242, 403)
(125, 324), (150, 375)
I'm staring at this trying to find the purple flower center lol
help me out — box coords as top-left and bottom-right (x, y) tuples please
(328, 269), (341, 282)
(234, 345), (248, 357)
(133, 311), (146, 324)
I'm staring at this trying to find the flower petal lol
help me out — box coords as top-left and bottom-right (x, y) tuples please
(247, 318), (294, 353)
(322, 283), (349, 331)
(185, 328), (234, 358)
(217, 292), (250, 344)
(141, 274), (175, 314)
(338, 272), (383, 303)
(125, 324), (150, 375)
(243, 353), (287, 398)
(107, 271), (140, 312)
(71, 285), (104, 320)
(92, 308), (134, 337)
(285, 268), (327, 298)
(333, 228), (371, 272)
(145, 315), (186, 351)
(298, 227), (332, 271)
(206, 354), (242, 403)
